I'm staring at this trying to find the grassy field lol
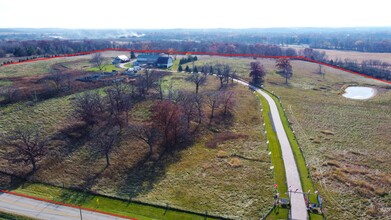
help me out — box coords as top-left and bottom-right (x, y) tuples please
(0, 80), (12, 87)
(4, 52), (389, 219)
(0, 57), (275, 219)
(315, 49), (391, 63)
(87, 64), (122, 72)
(13, 183), (219, 220)
(264, 60), (391, 219)
(0, 51), (128, 77)
(192, 56), (391, 219)
(124, 62), (133, 68)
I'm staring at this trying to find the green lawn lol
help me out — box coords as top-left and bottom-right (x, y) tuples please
(124, 63), (133, 68)
(0, 211), (36, 220)
(258, 94), (289, 219)
(14, 183), (219, 220)
(87, 64), (122, 72)
(0, 80), (12, 87)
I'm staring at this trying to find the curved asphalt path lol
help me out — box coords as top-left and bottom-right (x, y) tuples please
(0, 192), (132, 220)
(235, 80), (308, 220)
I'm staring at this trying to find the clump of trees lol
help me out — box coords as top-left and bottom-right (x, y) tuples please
(178, 55), (198, 65)
(69, 65), (237, 163)
(0, 39), (112, 58)
(275, 58), (293, 85)
(249, 61), (266, 85)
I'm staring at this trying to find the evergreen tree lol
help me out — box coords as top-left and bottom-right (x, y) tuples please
(193, 65), (198, 73)
(209, 66), (214, 74)
(185, 65), (191, 73)
(178, 65), (183, 72)
(130, 51), (136, 59)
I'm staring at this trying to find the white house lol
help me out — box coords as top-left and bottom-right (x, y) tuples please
(112, 55), (130, 64)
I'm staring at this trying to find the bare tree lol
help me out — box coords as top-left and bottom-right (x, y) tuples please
(72, 91), (104, 126)
(190, 72), (206, 94)
(151, 100), (186, 148)
(47, 70), (64, 94)
(143, 69), (157, 91)
(223, 64), (231, 84)
(91, 53), (106, 73)
(177, 92), (196, 129)
(105, 82), (131, 129)
(275, 58), (293, 85)
(93, 128), (119, 167)
(317, 64), (325, 79)
(194, 94), (204, 124)
(206, 92), (221, 124)
(0, 86), (19, 104)
(1, 125), (48, 172)
(155, 77), (165, 100)
(220, 90), (236, 116)
(129, 123), (156, 157)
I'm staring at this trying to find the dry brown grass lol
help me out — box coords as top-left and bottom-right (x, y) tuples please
(193, 56), (391, 219)
(205, 131), (248, 148)
(0, 66), (274, 219)
(315, 49), (391, 63)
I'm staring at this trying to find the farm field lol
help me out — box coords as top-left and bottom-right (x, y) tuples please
(0, 51), (127, 77)
(315, 49), (391, 63)
(191, 56), (391, 219)
(0, 53), (276, 219)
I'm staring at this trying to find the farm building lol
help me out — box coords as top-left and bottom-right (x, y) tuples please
(136, 53), (173, 68)
(136, 53), (161, 65)
(112, 55), (130, 64)
(156, 56), (174, 68)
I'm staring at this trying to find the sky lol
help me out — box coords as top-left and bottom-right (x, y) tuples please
(0, 0), (390, 29)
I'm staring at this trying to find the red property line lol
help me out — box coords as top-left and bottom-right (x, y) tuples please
(0, 189), (137, 220)
(1, 48), (390, 85)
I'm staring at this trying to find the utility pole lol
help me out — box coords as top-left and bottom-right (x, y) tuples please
(79, 206), (83, 220)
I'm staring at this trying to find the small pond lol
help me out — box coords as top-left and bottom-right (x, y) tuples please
(342, 86), (376, 100)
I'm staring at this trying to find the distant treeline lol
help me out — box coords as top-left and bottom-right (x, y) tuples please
(1, 39), (390, 82)
(330, 58), (391, 81)
(0, 39), (112, 58)
(0, 39), (299, 58)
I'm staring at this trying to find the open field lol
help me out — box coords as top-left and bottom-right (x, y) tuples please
(192, 56), (391, 219)
(0, 55), (275, 219)
(315, 49), (391, 63)
(0, 51), (129, 77)
(265, 62), (391, 219)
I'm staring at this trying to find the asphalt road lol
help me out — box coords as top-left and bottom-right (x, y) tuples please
(0, 192), (131, 220)
(236, 80), (308, 220)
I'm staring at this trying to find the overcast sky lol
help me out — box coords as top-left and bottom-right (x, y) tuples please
(0, 0), (390, 29)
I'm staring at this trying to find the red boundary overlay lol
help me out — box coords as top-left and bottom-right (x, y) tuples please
(0, 189), (137, 220)
(1, 48), (390, 85)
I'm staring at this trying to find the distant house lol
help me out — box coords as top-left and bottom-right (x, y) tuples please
(112, 55), (130, 64)
(156, 56), (174, 68)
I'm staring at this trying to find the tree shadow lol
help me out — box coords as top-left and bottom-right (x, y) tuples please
(58, 189), (95, 206)
(117, 146), (186, 199)
(52, 122), (90, 157)
(0, 171), (26, 191)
